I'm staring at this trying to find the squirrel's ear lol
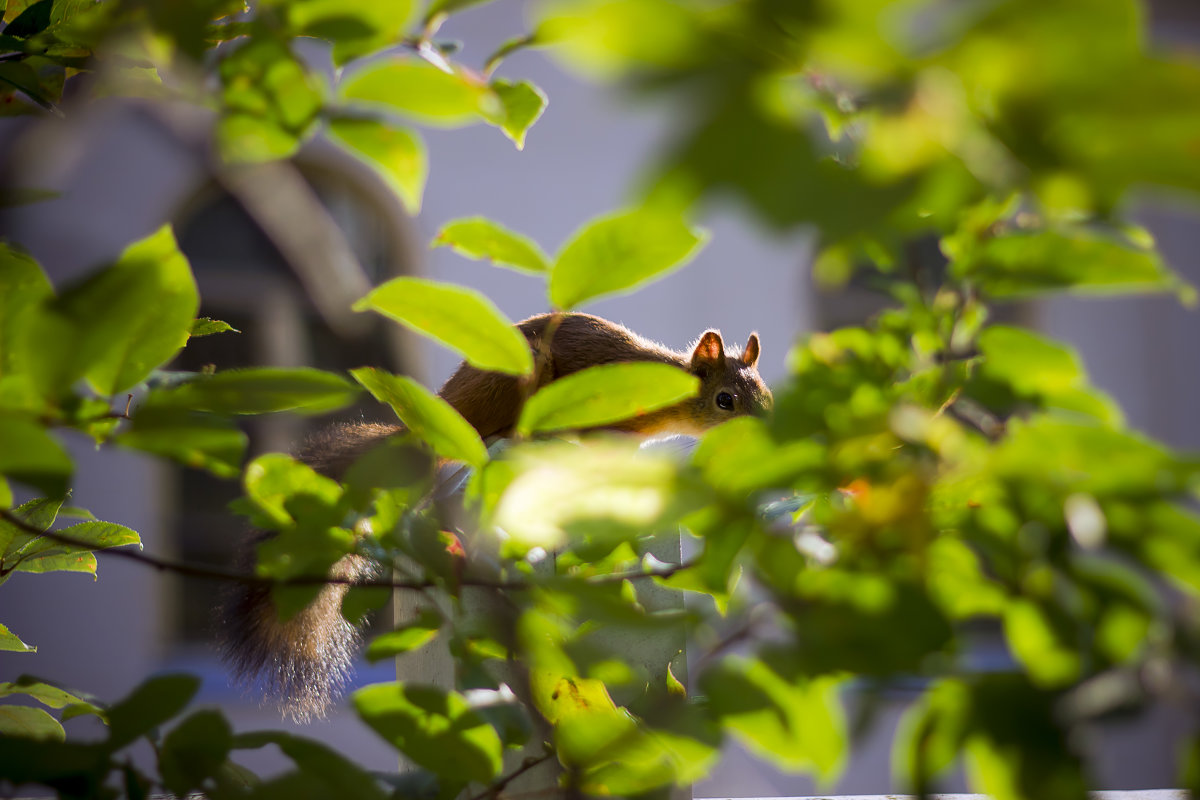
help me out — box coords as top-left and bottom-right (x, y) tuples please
(691, 330), (725, 369)
(742, 333), (760, 368)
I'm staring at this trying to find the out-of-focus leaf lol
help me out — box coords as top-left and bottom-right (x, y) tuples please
(158, 710), (233, 797)
(339, 57), (498, 126)
(365, 607), (441, 662)
(329, 117), (427, 214)
(144, 367), (360, 415)
(1003, 600), (1080, 688)
(424, 0), (494, 22)
(233, 730), (388, 799)
(351, 368), (487, 468)
(493, 440), (693, 551)
(0, 416), (71, 496)
(218, 38), (322, 163)
(0, 241), (52, 379)
(692, 416), (825, 495)
(116, 406), (247, 478)
(517, 362), (697, 436)
(354, 277), (532, 375)
(949, 228), (1182, 299)
(701, 656), (846, 781)
(548, 208), (707, 310)
(432, 217), (550, 274)
(279, 0), (415, 64)
(487, 79), (547, 149)
(0, 705), (63, 741)
(353, 683), (503, 784)
(105, 674), (201, 749)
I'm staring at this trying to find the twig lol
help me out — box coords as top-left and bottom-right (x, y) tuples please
(466, 751), (555, 800)
(0, 509), (694, 591)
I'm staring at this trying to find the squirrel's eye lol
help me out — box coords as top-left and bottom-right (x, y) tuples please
(716, 391), (735, 411)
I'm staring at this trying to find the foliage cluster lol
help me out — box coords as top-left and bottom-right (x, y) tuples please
(3, 0), (1200, 798)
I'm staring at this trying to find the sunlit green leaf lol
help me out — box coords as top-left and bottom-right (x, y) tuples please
(353, 683), (503, 783)
(351, 368), (487, 468)
(432, 217), (550, 274)
(366, 607), (441, 661)
(702, 657), (846, 781)
(548, 208), (707, 310)
(280, 0), (415, 64)
(517, 362), (697, 436)
(189, 318), (238, 337)
(488, 79), (547, 149)
(243, 453), (343, 529)
(0, 679), (104, 719)
(340, 57), (498, 126)
(354, 277), (532, 375)
(0, 623), (34, 652)
(329, 117), (427, 214)
(24, 226), (198, 398)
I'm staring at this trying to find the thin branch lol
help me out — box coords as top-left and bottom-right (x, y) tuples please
(466, 751), (555, 800)
(0, 509), (695, 592)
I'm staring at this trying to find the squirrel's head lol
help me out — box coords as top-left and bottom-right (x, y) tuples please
(681, 329), (773, 432)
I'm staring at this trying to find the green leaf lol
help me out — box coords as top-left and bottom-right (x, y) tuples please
(517, 362), (697, 436)
(242, 453), (343, 529)
(366, 607), (441, 662)
(950, 228), (1183, 299)
(702, 657), (846, 781)
(353, 277), (532, 375)
(351, 368), (487, 468)
(11, 548), (97, 576)
(339, 57), (499, 127)
(0, 416), (71, 495)
(4, 0), (51, 37)
(189, 317), (239, 337)
(280, 0), (415, 65)
(0, 242), (52, 379)
(0, 705), (64, 741)
(24, 226), (198, 398)
(145, 367), (360, 415)
(106, 674), (201, 749)
(0, 623), (35, 652)
(328, 117), (427, 214)
(0, 678), (104, 719)
(218, 38), (322, 163)
(352, 682), (503, 784)
(488, 79), (547, 150)
(158, 710), (233, 797)
(424, 0), (494, 22)
(1003, 600), (1080, 688)
(116, 406), (247, 478)
(432, 217), (550, 274)
(548, 208), (708, 310)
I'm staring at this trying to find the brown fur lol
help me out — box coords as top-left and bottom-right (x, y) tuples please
(221, 313), (772, 720)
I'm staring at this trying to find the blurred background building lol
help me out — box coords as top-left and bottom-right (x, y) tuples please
(0, 0), (1198, 795)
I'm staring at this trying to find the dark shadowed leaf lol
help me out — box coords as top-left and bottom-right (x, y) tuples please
(106, 674), (201, 749)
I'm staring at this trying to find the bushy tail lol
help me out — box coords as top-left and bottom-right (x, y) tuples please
(219, 422), (399, 721)
(219, 552), (377, 722)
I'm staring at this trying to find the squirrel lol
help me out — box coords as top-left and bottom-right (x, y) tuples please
(220, 312), (772, 720)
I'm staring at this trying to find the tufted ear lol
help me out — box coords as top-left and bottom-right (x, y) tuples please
(742, 333), (760, 368)
(691, 330), (725, 369)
